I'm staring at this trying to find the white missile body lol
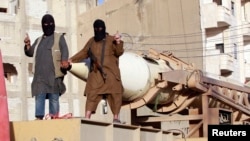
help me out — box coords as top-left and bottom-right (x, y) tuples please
(69, 51), (171, 102)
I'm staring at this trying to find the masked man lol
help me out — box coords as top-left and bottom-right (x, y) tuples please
(24, 14), (70, 120)
(69, 19), (124, 123)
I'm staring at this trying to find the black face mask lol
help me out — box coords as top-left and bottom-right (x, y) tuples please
(93, 19), (106, 42)
(41, 14), (55, 36)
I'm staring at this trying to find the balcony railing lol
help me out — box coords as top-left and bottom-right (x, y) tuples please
(202, 3), (232, 28)
(217, 6), (232, 27)
(242, 22), (250, 41)
(220, 53), (234, 73)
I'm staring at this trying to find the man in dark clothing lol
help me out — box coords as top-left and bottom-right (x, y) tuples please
(24, 14), (69, 120)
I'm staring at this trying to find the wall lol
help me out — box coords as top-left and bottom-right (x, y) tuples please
(0, 0), (85, 121)
(76, 0), (203, 69)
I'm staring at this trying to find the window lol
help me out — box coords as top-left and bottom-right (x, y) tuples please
(28, 63), (33, 83)
(231, 1), (235, 16)
(216, 43), (224, 53)
(233, 43), (237, 59)
(0, 0), (19, 14)
(0, 0), (8, 13)
(3, 63), (18, 82)
(0, 8), (7, 13)
(213, 0), (222, 5)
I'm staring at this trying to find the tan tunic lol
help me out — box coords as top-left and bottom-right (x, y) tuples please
(70, 35), (124, 113)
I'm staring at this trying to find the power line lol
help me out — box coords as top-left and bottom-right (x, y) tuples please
(123, 23), (250, 39)
(126, 47), (250, 59)
(123, 30), (250, 47)
(120, 23), (250, 53)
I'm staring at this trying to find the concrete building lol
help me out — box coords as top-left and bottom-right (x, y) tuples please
(0, 0), (86, 121)
(1, 0), (250, 125)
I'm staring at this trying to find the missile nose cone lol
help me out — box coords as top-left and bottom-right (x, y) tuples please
(68, 62), (90, 81)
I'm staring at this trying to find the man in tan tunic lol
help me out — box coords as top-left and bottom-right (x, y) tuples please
(69, 19), (124, 123)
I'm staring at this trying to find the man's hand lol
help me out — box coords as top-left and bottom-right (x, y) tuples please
(24, 33), (31, 49)
(61, 60), (70, 69)
(114, 31), (121, 44)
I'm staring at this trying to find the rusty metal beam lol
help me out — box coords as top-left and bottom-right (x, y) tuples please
(202, 76), (250, 93)
(209, 87), (250, 116)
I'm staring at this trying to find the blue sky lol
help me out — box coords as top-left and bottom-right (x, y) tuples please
(98, 0), (105, 5)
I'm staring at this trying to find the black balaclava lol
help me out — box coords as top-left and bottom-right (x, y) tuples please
(93, 19), (106, 42)
(41, 14), (55, 36)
